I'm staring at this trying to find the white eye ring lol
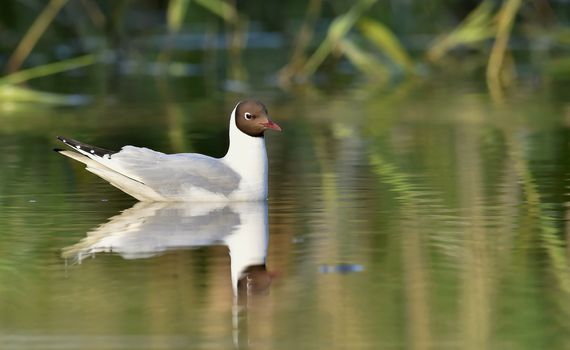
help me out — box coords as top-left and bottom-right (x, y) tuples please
(244, 112), (253, 120)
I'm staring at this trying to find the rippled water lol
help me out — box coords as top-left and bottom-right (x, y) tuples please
(1, 79), (570, 349)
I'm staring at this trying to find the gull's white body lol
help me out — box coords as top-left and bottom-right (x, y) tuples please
(58, 105), (269, 202)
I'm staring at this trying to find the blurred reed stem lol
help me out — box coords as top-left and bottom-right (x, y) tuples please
(486, 0), (522, 85)
(79, 0), (106, 29)
(338, 39), (389, 82)
(0, 55), (95, 106)
(426, 1), (495, 63)
(167, 0), (191, 33)
(279, 0), (323, 86)
(299, 0), (377, 79)
(227, 3), (248, 83)
(6, 0), (69, 73)
(358, 18), (415, 73)
(0, 54), (96, 86)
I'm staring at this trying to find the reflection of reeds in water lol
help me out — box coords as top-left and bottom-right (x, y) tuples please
(0, 77), (569, 345)
(311, 127), (366, 347)
(506, 129), (570, 307)
(369, 153), (432, 350)
(302, 94), (461, 348)
(362, 90), (570, 347)
(455, 123), (492, 350)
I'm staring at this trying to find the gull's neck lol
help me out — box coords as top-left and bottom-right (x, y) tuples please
(222, 106), (268, 179)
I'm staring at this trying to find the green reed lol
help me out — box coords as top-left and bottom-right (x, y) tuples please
(0, 0), (567, 102)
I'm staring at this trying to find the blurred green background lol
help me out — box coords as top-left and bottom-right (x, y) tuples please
(0, 0), (569, 103)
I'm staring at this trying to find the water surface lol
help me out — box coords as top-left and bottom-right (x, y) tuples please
(1, 80), (570, 349)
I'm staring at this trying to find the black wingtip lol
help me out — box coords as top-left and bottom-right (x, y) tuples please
(53, 148), (64, 153)
(55, 136), (118, 157)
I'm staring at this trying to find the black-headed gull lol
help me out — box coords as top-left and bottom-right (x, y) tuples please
(55, 100), (281, 201)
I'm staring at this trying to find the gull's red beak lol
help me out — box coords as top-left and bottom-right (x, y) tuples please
(261, 119), (282, 132)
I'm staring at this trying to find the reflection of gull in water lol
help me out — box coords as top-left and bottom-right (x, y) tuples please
(62, 201), (271, 295)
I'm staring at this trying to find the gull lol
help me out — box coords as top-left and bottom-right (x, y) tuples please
(55, 100), (281, 201)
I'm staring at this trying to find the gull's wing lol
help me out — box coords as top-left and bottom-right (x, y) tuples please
(57, 137), (242, 200)
(104, 146), (242, 197)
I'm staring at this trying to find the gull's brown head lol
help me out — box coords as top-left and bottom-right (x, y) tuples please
(235, 100), (282, 137)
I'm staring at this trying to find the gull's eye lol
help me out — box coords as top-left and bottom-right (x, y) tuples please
(244, 112), (254, 120)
